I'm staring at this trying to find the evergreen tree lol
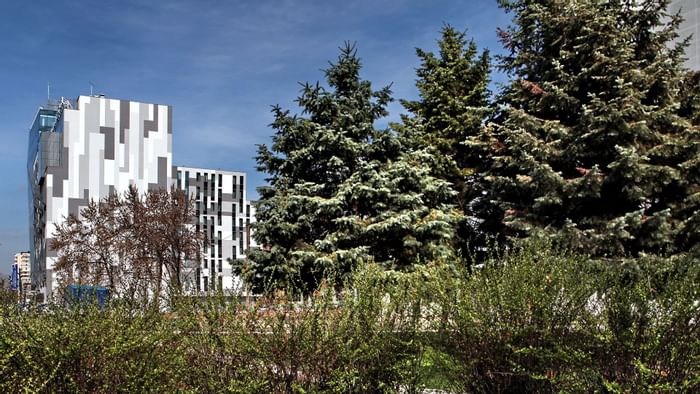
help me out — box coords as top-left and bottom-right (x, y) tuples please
(246, 44), (459, 292)
(474, 0), (700, 258)
(400, 26), (491, 214)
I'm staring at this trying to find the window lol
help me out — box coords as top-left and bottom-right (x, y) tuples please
(204, 259), (207, 269)
(196, 172), (200, 181)
(196, 268), (201, 292)
(239, 218), (244, 252)
(232, 245), (237, 259)
(177, 171), (182, 189)
(218, 259), (222, 273)
(203, 277), (208, 292)
(246, 204), (250, 217)
(218, 276), (223, 290)
(204, 196), (208, 214)
(185, 171), (189, 191)
(218, 174), (222, 186)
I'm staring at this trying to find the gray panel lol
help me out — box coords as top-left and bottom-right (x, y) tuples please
(100, 126), (115, 160)
(47, 146), (69, 198)
(120, 100), (130, 144)
(167, 106), (172, 134)
(68, 188), (90, 216)
(144, 103), (158, 137)
(148, 156), (169, 191)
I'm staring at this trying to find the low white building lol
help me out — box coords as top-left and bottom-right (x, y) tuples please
(174, 166), (257, 293)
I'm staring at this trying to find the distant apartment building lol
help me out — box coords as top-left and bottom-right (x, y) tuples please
(27, 95), (255, 300)
(670, 0), (700, 70)
(15, 252), (31, 303)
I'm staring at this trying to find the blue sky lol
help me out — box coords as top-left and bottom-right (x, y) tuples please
(0, 0), (511, 276)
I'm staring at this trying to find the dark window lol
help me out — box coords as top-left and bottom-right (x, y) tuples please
(232, 245), (237, 259)
(177, 171), (182, 189)
(203, 277), (208, 292)
(246, 204), (250, 217)
(218, 276), (223, 289)
(218, 174), (222, 185)
(204, 197), (208, 214)
(196, 268), (201, 291)
(185, 171), (189, 190)
(239, 218), (244, 251)
(218, 259), (222, 273)
(196, 172), (200, 181)
(204, 259), (207, 269)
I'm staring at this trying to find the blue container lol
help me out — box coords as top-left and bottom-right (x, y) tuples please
(64, 284), (109, 307)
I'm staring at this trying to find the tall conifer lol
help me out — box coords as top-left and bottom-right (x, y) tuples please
(476, 0), (700, 257)
(399, 26), (492, 251)
(247, 44), (459, 292)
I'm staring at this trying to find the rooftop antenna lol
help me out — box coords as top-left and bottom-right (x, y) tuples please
(89, 82), (94, 96)
(47, 83), (51, 103)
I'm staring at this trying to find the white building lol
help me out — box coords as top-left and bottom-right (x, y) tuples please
(174, 167), (256, 293)
(14, 251), (31, 303)
(27, 95), (255, 300)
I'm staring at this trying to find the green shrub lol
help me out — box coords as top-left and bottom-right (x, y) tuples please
(0, 246), (696, 392)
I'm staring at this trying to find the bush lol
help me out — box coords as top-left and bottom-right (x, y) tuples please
(0, 245), (697, 392)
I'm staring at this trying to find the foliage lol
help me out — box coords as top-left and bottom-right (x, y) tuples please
(2, 246), (697, 392)
(472, 0), (700, 258)
(51, 186), (202, 308)
(431, 241), (700, 392)
(398, 25), (493, 251)
(247, 43), (459, 294)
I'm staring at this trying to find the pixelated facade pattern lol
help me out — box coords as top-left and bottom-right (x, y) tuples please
(174, 167), (257, 294)
(28, 96), (173, 300)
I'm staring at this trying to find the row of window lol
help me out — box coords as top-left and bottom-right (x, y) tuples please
(195, 271), (224, 292)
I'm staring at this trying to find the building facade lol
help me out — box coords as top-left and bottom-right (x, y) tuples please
(14, 252), (31, 303)
(174, 167), (256, 293)
(670, 0), (700, 70)
(27, 94), (256, 301)
(28, 95), (173, 300)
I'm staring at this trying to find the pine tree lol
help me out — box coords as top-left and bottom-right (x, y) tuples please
(475, 0), (700, 258)
(398, 26), (492, 251)
(245, 44), (459, 292)
(401, 26), (491, 209)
